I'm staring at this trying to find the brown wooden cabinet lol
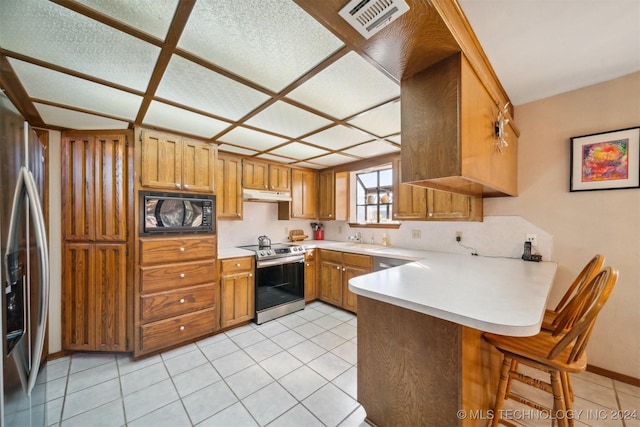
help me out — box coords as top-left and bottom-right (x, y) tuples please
(140, 130), (216, 193)
(281, 168), (318, 220)
(61, 131), (131, 352)
(216, 153), (243, 220)
(318, 249), (371, 313)
(393, 157), (482, 221)
(219, 256), (255, 328)
(243, 159), (291, 192)
(318, 170), (348, 221)
(136, 236), (217, 356)
(401, 53), (517, 197)
(304, 249), (318, 303)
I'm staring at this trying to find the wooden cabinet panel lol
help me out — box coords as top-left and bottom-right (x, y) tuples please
(140, 260), (216, 293)
(94, 135), (128, 241)
(94, 243), (128, 351)
(318, 249), (370, 313)
(427, 189), (480, 220)
(61, 131), (131, 353)
(61, 136), (93, 240)
(343, 265), (367, 313)
(182, 138), (216, 192)
(304, 249), (317, 303)
(220, 269), (254, 329)
(288, 169), (318, 219)
(392, 157), (427, 220)
(401, 53), (517, 197)
(141, 284), (216, 323)
(319, 257), (343, 307)
(139, 236), (216, 265)
(140, 307), (216, 354)
(318, 170), (335, 220)
(140, 131), (182, 191)
(269, 164), (291, 192)
(62, 244), (94, 350)
(242, 159), (269, 190)
(216, 153), (243, 220)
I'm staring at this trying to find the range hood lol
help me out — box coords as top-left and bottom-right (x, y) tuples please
(242, 188), (292, 202)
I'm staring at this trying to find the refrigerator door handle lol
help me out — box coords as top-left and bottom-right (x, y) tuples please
(5, 166), (50, 395)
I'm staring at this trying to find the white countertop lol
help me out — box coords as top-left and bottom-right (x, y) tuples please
(349, 251), (557, 336)
(218, 247), (255, 259)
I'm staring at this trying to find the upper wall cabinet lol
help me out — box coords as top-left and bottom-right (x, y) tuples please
(401, 53), (518, 197)
(216, 153), (243, 220)
(318, 170), (348, 221)
(140, 130), (216, 193)
(243, 159), (291, 192)
(278, 168), (318, 220)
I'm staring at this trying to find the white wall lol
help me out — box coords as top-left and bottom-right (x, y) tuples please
(485, 71), (640, 378)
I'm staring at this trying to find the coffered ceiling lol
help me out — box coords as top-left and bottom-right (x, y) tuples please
(1, 0), (638, 169)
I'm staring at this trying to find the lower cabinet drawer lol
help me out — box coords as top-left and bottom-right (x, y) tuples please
(140, 283), (216, 323)
(140, 307), (215, 354)
(140, 260), (216, 293)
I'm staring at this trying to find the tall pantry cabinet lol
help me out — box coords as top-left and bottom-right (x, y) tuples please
(61, 130), (133, 351)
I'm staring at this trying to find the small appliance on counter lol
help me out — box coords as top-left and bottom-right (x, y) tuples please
(258, 235), (271, 248)
(288, 229), (308, 242)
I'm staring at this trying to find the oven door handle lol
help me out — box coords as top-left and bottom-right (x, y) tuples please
(256, 255), (304, 269)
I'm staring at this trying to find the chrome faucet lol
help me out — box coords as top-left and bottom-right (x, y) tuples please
(348, 232), (363, 244)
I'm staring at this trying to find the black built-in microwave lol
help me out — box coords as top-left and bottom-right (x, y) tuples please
(139, 191), (215, 236)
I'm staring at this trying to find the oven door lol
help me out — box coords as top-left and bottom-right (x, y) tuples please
(255, 255), (304, 317)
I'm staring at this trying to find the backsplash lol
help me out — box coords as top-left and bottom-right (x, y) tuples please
(218, 203), (553, 261)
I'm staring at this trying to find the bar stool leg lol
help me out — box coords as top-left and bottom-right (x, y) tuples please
(550, 371), (569, 427)
(490, 356), (513, 427)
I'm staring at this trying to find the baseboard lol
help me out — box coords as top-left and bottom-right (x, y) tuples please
(46, 350), (73, 362)
(587, 364), (640, 387)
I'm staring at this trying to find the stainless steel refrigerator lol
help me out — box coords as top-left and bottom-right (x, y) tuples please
(0, 92), (50, 426)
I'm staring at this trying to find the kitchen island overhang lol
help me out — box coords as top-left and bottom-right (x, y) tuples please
(349, 251), (558, 427)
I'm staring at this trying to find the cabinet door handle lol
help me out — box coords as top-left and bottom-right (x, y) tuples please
(180, 273), (185, 278)
(179, 298), (185, 304)
(249, 273), (253, 277)
(306, 263), (310, 266)
(179, 326), (185, 331)
(336, 266), (340, 270)
(175, 183), (181, 189)
(179, 247), (185, 252)
(343, 267), (346, 271)
(329, 214), (333, 217)
(236, 263), (240, 267)
(183, 184), (189, 190)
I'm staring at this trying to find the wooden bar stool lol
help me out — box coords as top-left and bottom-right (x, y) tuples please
(483, 266), (618, 427)
(541, 254), (604, 331)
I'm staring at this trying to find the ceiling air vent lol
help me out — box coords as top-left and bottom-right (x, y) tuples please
(338, 0), (410, 39)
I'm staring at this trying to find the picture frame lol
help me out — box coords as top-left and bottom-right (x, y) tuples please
(570, 126), (640, 192)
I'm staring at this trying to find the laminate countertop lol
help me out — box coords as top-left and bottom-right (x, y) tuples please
(349, 251), (557, 336)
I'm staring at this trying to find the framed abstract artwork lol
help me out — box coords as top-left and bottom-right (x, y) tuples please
(570, 126), (640, 192)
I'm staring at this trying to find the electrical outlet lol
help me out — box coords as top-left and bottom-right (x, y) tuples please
(338, 226), (343, 234)
(455, 231), (462, 242)
(284, 227), (289, 234)
(526, 233), (537, 246)
(412, 230), (421, 239)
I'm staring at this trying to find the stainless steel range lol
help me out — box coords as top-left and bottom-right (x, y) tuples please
(239, 242), (306, 324)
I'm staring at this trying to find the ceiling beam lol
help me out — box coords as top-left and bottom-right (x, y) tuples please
(0, 53), (44, 126)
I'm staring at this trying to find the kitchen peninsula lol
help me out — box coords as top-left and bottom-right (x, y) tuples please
(348, 252), (557, 427)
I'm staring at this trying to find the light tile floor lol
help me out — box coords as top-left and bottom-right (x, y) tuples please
(20, 302), (640, 426)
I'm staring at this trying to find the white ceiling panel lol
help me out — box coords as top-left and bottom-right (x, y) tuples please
(268, 142), (329, 160)
(178, 0), (344, 92)
(342, 140), (400, 158)
(75, 0), (179, 40)
(217, 127), (288, 152)
(303, 125), (373, 150)
(10, 59), (142, 120)
(0, 0), (160, 91)
(287, 51), (400, 119)
(245, 101), (332, 138)
(144, 101), (231, 138)
(156, 55), (270, 120)
(348, 101), (401, 137)
(217, 144), (258, 156)
(386, 135), (401, 144)
(312, 153), (358, 167)
(256, 153), (295, 163)
(290, 161), (326, 170)
(34, 103), (129, 130)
